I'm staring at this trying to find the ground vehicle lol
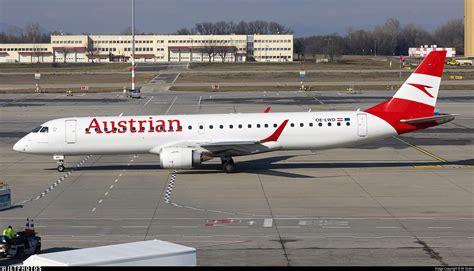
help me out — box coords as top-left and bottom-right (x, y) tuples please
(0, 231), (41, 259)
(446, 59), (460, 66)
(456, 59), (473, 66)
(127, 89), (141, 99)
(447, 59), (472, 66)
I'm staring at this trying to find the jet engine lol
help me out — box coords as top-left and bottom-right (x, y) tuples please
(159, 147), (209, 169)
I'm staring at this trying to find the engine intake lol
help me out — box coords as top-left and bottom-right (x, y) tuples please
(159, 147), (206, 169)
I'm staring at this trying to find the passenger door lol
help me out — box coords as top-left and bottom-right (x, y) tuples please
(65, 120), (77, 144)
(357, 113), (368, 137)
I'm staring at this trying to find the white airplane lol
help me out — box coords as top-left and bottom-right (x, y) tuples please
(13, 51), (456, 173)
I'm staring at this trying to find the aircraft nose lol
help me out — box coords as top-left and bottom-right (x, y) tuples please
(13, 139), (25, 152)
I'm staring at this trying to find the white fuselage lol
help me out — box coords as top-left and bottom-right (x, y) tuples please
(13, 111), (396, 156)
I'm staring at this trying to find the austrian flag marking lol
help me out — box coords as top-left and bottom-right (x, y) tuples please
(85, 117), (182, 134)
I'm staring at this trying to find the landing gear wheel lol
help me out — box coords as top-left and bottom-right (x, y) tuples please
(223, 162), (236, 173)
(57, 164), (65, 172)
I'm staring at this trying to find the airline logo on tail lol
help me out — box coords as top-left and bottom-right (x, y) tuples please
(407, 83), (434, 98)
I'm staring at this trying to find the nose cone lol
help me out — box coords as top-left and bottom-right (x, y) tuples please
(13, 139), (25, 152)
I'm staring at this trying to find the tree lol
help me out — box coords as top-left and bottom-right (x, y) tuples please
(24, 22), (41, 43)
(433, 19), (464, 54)
(203, 40), (217, 63)
(294, 39), (305, 61)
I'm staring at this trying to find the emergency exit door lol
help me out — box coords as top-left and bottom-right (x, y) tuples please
(357, 113), (368, 137)
(65, 120), (77, 144)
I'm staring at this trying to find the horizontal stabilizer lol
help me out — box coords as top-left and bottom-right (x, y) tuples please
(400, 114), (458, 125)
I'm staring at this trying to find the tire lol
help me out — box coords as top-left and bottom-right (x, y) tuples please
(34, 245), (41, 254)
(223, 163), (236, 173)
(57, 165), (65, 172)
(16, 247), (25, 259)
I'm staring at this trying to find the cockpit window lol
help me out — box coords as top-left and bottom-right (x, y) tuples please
(31, 126), (42, 133)
(40, 127), (49, 133)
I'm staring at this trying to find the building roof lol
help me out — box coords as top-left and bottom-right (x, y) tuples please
(18, 52), (52, 55)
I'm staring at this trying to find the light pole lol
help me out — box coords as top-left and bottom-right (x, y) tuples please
(189, 37), (193, 62)
(325, 38), (333, 62)
(374, 39), (377, 57)
(131, 0), (136, 91)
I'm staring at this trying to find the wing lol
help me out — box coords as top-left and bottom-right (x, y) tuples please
(150, 119), (289, 157)
(200, 140), (271, 156)
(200, 119), (289, 157)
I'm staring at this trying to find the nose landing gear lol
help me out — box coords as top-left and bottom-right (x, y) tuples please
(57, 162), (65, 172)
(53, 155), (66, 172)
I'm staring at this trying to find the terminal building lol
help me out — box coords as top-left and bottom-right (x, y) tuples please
(0, 34), (293, 63)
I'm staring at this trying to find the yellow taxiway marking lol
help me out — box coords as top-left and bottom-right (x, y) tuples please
(393, 136), (449, 163)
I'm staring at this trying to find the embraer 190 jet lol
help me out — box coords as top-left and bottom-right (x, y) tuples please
(14, 51), (455, 173)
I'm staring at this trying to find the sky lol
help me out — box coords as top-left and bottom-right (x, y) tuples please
(0, 0), (464, 37)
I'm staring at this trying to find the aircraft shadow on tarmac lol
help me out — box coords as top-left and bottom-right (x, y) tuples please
(52, 156), (474, 179)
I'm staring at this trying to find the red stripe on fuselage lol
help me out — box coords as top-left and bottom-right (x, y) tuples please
(364, 98), (436, 134)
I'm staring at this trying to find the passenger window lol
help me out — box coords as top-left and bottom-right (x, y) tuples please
(229, 125), (233, 129)
(104, 128), (108, 132)
(209, 125), (214, 129)
(328, 123), (332, 126)
(257, 124), (261, 128)
(318, 123), (322, 127)
(248, 124), (252, 128)
(31, 126), (42, 133)
(300, 123), (304, 127)
(290, 123), (295, 127)
(199, 125), (203, 129)
(150, 127), (155, 131)
(178, 126), (183, 130)
(337, 122), (341, 126)
(219, 125), (223, 129)
(238, 124), (242, 128)
(40, 127), (49, 133)
(169, 126), (174, 131)
(188, 125), (192, 130)
(309, 123), (313, 127)
(273, 124), (277, 128)
(95, 128), (100, 132)
(346, 122), (350, 126)
(264, 124), (268, 128)
(85, 128), (90, 132)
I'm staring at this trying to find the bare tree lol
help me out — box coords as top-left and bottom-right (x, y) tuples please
(215, 40), (235, 62)
(24, 22), (41, 44)
(175, 27), (194, 35)
(203, 41), (217, 63)
(433, 19), (464, 54)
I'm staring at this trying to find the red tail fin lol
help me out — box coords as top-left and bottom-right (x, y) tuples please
(364, 50), (447, 134)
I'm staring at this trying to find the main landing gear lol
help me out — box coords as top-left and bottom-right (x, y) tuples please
(53, 155), (66, 172)
(221, 157), (236, 173)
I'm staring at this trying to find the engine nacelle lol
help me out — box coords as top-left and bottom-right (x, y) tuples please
(159, 147), (204, 169)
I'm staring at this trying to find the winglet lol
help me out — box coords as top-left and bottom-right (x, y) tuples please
(264, 106), (271, 113)
(260, 119), (289, 142)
